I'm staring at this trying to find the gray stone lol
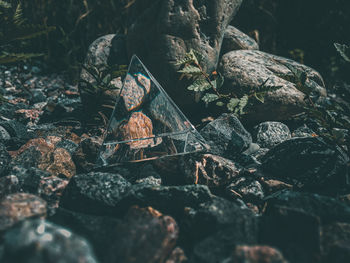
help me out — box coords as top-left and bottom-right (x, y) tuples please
(125, 0), (243, 109)
(0, 175), (20, 199)
(226, 175), (264, 202)
(262, 137), (349, 193)
(200, 113), (252, 157)
(61, 172), (132, 215)
(219, 50), (326, 121)
(292, 125), (315, 138)
(2, 219), (97, 263)
(221, 25), (259, 54)
(253, 121), (291, 149)
(0, 126), (10, 140)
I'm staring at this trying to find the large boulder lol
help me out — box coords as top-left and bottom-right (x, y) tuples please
(219, 50), (326, 122)
(221, 25), (259, 54)
(125, 0), (243, 110)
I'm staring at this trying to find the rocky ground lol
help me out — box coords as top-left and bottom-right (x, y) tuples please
(1, 1), (350, 263)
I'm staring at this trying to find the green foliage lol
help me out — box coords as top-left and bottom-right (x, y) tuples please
(177, 49), (282, 117)
(0, 0), (55, 64)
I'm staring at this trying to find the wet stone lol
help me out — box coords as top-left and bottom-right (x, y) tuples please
(108, 206), (179, 263)
(253, 121), (291, 149)
(1, 219), (98, 263)
(0, 193), (47, 232)
(200, 113), (252, 157)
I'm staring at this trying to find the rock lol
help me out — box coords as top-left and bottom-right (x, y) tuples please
(253, 121), (291, 149)
(61, 172), (132, 215)
(322, 223), (350, 259)
(261, 137), (349, 193)
(0, 120), (33, 148)
(327, 242), (350, 263)
(185, 197), (258, 244)
(62, 181), (213, 217)
(0, 142), (11, 176)
(221, 25), (259, 54)
(2, 219), (98, 263)
(259, 178), (293, 195)
(79, 34), (123, 120)
(0, 193), (47, 232)
(108, 206), (179, 263)
(264, 190), (350, 224)
(0, 125), (11, 141)
(51, 208), (122, 263)
(73, 137), (102, 173)
(165, 247), (188, 263)
(11, 138), (76, 179)
(180, 153), (241, 187)
(135, 176), (162, 186)
(0, 175), (20, 199)
(9, 166), (68, 214)
(219, 50), (326, 121)
(226, 174), (264, 203)
(126, 0), (243, 110)
(291, 125), (316, 138)
(120, 73), (151, 111)
(261, 204), (321, 263)
(229, 245), (287, 263)
(200, 113), (252, 157)
(251, 147), (269, 162)
(55, 139), (79, 155)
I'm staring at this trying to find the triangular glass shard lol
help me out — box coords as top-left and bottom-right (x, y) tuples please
(96, 55), (209, 167)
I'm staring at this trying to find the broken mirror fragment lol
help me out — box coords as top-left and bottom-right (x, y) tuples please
(96, 55), (209, 166)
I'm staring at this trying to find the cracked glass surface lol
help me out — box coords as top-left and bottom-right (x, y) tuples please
(96, 55), (208, 166)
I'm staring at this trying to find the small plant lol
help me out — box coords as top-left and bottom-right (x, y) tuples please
(79, 63), (128, 124)
(334, 43), (350, 63)
(176, 49), (282, 116)
(286, 63), (350, 150)
(0, 0), (55, 64)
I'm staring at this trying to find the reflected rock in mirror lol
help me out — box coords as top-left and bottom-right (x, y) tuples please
(96, 55), (209, 166)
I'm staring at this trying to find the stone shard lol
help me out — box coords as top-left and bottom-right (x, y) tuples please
(96, 55), (208, 166)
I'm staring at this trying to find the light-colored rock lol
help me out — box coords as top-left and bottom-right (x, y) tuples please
(126, 0), (243, 110)
(221, 25), (259, 54)
(219, 50), (327, 121)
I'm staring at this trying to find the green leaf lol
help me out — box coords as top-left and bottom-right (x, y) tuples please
(254, 92), (265, 103)
(13, 3), (24, 26)
(227, 98), (240, 112)
(237, 95), (249, 115)
(334, 43), (350, 63)
(215, 73), (224, 89)
(178, 65), (201, 75)
(187, 78), (211, 92)
(1, 24), (56, 44)
(216, 101), (224, 107)
(201, 93), (219, 103)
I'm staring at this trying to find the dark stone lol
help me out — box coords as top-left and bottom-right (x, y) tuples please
(31, 89), (47, 104)
(165, 247), (188, 263)
(291, 125), (315, 138)
(51, 208), (121, 263)
(0, 175), (20, 199)
(200, 113), (252, 157)
(322, 223), (350, 259)
(2, 219), (97, 263)
(226, 173), (264, 203)
(73, 137), (101, 173)
(0, 142), (11, 176)
(0, 120), (30, 142)
(0, 193), (47, 232)
(260, 205), (321, 263)
(264, 190), (350, 224)
(62, 178), (213, 217)
(261, 137), (349, 193)
(179, 153), (241, 188)
(184, 197), (258, 245)
(253, 121), (291, 149)
(9, 166), (68, 215)
(61, 172), (132, 215)
(126, 0), (243, 111)
(327, 242), (350, 263)
(108, 206), (179, 263)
